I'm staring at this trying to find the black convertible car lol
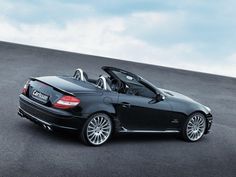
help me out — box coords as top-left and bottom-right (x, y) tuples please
(18, 66), (213, 146)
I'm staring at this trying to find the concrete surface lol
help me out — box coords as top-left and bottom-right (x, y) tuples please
(0, 41), (235, 177)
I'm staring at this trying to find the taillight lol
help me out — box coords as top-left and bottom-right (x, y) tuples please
(53, 95), (80, 109)
(22, 80), (30, 95)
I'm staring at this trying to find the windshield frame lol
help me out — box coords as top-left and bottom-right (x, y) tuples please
(102, 66), (164, 95)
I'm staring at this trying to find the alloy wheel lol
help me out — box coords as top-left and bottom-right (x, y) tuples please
(186, 114), (206, 141)
(86, 114), (112, 145)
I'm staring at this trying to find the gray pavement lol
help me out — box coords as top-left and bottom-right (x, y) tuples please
(0, 41), (235, 177)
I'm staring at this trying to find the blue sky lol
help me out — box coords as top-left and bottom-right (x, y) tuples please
(0, 0), (236, 77)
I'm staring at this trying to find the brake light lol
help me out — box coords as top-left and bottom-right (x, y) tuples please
(53, 95), (80, 109)
(22, 80), (30, 95)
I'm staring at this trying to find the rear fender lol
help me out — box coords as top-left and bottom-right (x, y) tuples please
(82, 103), (116, 115)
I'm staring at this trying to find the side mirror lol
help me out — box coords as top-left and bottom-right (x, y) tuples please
(156, 93), (165, 101)
(149, 93), (165, 104)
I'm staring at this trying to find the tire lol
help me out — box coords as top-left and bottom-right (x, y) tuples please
(182, 113), (206, 142)
(81, 113), (112, 146)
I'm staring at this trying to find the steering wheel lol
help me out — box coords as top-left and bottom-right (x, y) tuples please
(127, 88), (139, 95)
(110, 78), (125, 92)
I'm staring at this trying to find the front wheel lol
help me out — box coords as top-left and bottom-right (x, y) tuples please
(182, 113), (206, 142)
(81, 113), (112, 146)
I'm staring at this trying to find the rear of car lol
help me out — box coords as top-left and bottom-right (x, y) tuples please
(18, 76), (93, 131)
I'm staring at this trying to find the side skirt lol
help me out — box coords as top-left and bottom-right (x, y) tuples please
(119, 127), (180, 133)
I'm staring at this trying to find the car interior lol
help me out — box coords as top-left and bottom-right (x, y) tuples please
(73, 68), (156, 98)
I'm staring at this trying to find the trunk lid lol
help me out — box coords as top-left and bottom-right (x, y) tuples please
(26, 76), (97, 106)
(35, 76), (97, 94)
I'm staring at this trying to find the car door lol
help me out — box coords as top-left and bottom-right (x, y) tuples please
(117, 92), (172, 131)
(101, 66), (172, 131)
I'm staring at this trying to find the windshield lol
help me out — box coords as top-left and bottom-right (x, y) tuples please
(112, 70), (142, 85)
(102, 66), (163, 96)
(112, 70), (158, 97)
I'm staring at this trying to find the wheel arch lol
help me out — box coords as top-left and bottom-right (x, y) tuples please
(86, 110), (119, 133)
(188, 110), (207, 118)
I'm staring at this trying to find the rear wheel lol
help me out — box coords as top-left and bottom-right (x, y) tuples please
(81, 113), (112, 146)
(182, 113), (206, 142)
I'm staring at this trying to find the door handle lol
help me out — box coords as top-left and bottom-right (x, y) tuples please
(121, 102), (131, 108)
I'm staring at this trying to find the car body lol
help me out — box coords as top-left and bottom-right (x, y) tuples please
(18, 66), (213, 145)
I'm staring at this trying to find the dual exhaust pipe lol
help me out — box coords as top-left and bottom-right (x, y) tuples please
(18, 110), (52, 131)
(43, 124), (52, 131)
(18, 111), (24, 117)
(42, 124), (52, 131)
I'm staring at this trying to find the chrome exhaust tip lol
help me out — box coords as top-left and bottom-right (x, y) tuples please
(47, 126), (52, 131)
(43, 125), (52, 131)
(18, 111), (24, 117)
(43, 124), (47, 129)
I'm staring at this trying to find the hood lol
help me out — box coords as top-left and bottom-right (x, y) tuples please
(160, 88), (211, 114)
(160, 88), (198, 104)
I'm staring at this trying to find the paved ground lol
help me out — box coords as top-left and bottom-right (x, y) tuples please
(0, 41), (235, 177)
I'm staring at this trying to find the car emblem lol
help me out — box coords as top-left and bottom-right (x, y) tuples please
(32, 90), (49, 102)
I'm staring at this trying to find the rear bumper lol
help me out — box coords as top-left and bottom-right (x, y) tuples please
(18, 94), (87, 131)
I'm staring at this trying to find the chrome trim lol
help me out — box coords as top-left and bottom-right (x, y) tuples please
(119, 127), (179, 133)
(18, 111), (24, 117)
(74, 68), (86, 81)
(97, 75), (110, 90)
(100, 76), (107, 90)
(161, 94), (166, 100)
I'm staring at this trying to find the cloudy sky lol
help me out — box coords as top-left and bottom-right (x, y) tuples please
(0, 0), (235, 77)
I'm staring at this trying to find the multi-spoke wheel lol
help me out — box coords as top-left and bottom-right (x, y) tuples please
(182, 113), (206, 142)
(81, 113), (112, 146)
